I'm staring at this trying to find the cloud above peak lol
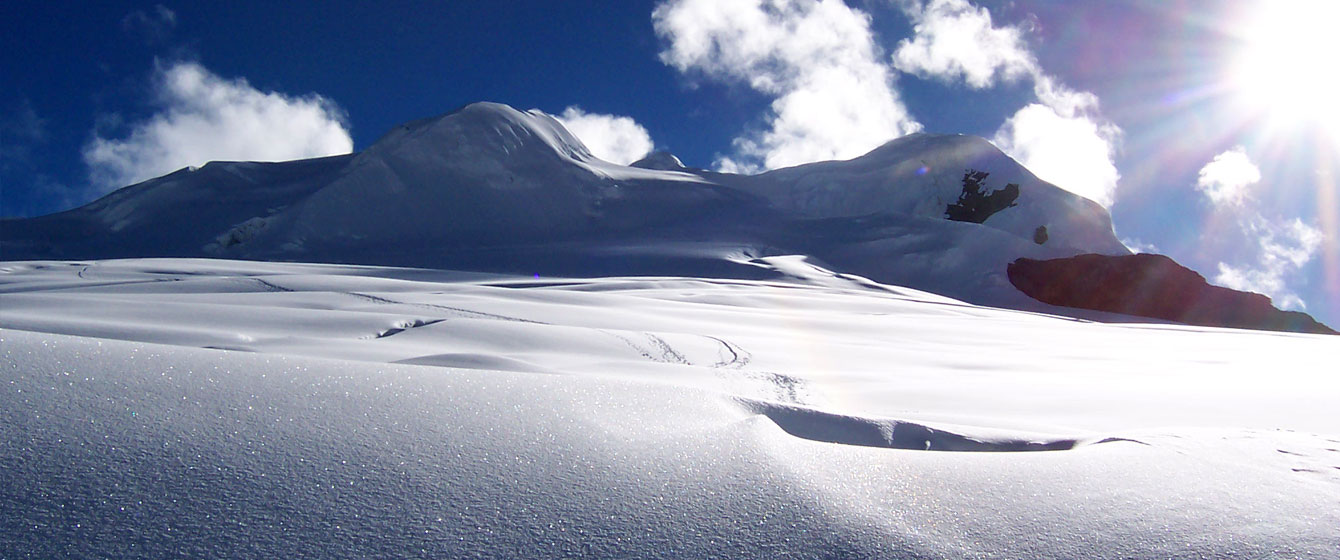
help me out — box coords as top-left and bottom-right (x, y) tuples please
(84, 62), (353, 191)
(653, 0), (921, 173)
(993, 78), (1122, 207)
(653, 0), (1120, 205)
(892, 0), (1037, 89)
(893, 0), (1122, 207)
(555, 107), (655, 165)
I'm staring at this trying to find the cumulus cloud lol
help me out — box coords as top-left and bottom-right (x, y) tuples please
(892, 0), (1036, 88)
(1195, 146), (1260, 206)
(992, 80), (1122, 207)
(1193, 150), (1322, 309)
(555, 106), (655, 165)
(1214, 217), (1324, 310)
(653, 0), (921, 173)
(84, 62), (353, 191)
(892, 0), (1122, 206)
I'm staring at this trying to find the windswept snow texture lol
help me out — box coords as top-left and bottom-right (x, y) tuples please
(3, 259), (1340, 558)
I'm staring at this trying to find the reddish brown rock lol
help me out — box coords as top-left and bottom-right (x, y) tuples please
(1008, 253), (1336, 335)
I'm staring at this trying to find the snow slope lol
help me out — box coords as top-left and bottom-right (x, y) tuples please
(728, 132), (1126, 256)
(3, 258), (1338, 558)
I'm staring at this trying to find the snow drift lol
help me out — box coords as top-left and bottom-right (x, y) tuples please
(2, 259), (1338, 558)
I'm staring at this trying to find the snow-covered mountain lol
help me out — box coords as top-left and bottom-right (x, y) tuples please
(4, 103), (1340, 557)
(8, 102), (1326, 333)
(0, 103), (1118, 296)
(2, 103), (749, 261)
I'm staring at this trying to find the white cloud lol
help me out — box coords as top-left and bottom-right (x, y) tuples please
(1197, 148), (1320, 310)
(994, 61), (1121, 209)
(992, 90), (1122, 207)
(892, 0), (1036, 88)
(1214, 217), (1324, 310)
(84, 61), (353, 191)
(891, 1), (1122, 206)
(555, 107), (655, 165)
(1195, 146), (1260, 206)
(653, 0), (921, 173)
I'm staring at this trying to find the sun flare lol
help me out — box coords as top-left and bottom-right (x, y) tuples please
(1231, 0), (1340, 128)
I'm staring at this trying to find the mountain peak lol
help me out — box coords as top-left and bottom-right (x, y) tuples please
(630, 150), (686, 171)
(8, 101), (1245, 329)
(363, 101), (596, 166)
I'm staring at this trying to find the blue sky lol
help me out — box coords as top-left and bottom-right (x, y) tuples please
(2, 0), (1336, 326)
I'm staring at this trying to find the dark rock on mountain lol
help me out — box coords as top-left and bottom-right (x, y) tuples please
(1007, 253), (1336, 334)
(945, 169), (1019, 224)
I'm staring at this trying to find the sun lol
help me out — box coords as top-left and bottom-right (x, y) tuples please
(1230, 0), (1340, 129)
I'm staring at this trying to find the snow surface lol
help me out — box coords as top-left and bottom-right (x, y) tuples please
(3, 102), (1336, 557)
(3, 258), (1339, 558)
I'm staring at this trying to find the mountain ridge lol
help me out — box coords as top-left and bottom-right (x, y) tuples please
(2, 102), (1329, 333)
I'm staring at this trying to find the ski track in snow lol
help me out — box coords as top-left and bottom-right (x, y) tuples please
(2, 258), (1340, 558)
(251, 277), (294, 292)
(346, 289), (547, 324)
(365, 318), (446, 340)
(5, 257), (1337, 436)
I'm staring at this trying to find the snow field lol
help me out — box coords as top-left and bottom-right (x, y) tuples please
(3, 258), (1339, 558)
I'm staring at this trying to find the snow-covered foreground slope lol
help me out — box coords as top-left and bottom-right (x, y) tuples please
(3, 259), (1338, 558)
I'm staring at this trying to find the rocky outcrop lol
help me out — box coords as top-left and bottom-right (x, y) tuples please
(945, 169), (1019, 224)
(1008, 253), (1336, 334)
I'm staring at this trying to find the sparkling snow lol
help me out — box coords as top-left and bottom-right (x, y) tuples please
(3, 258), (1337, 558)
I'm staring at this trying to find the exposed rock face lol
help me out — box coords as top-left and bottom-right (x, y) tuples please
(1008, 253), (1337, 335)
(945, 169), (1019, 224)
(1032, 225), (1048, 245)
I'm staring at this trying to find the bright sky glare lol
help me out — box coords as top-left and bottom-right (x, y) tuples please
(1230, 0), (1340, 130)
